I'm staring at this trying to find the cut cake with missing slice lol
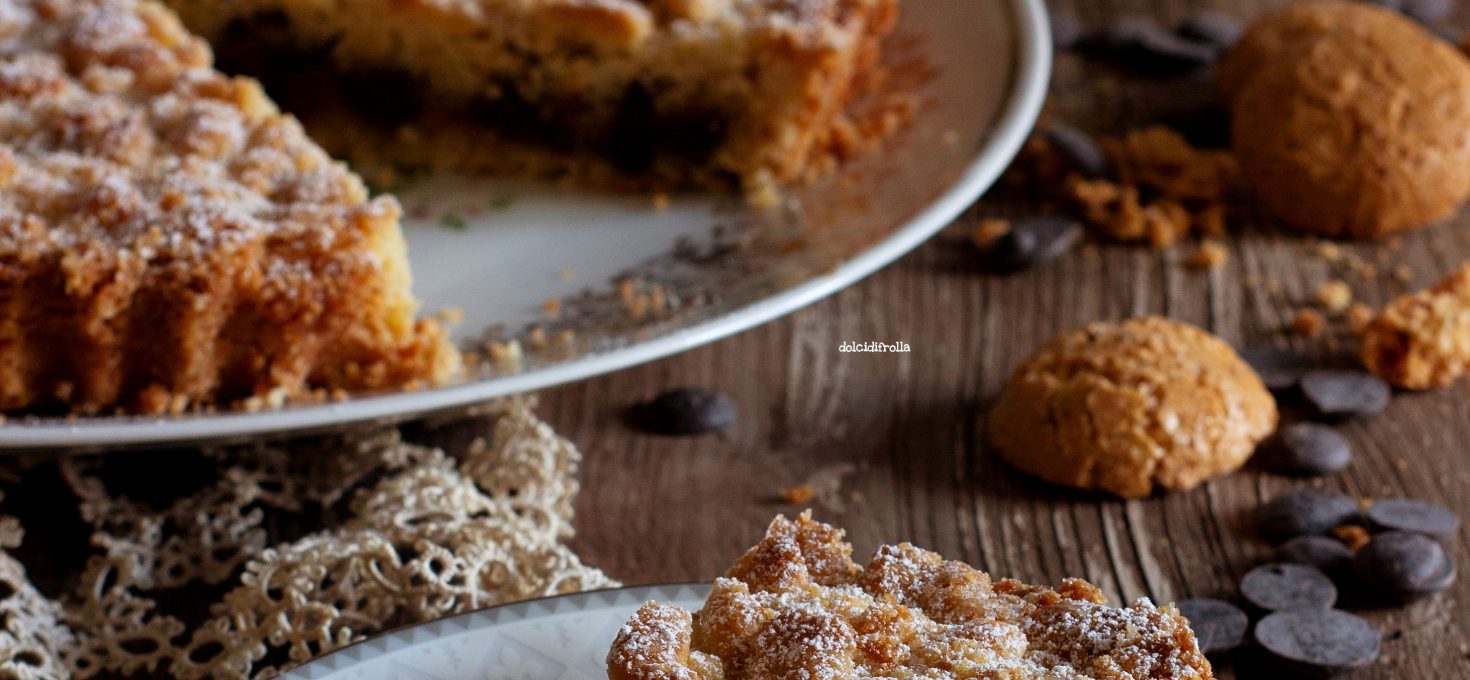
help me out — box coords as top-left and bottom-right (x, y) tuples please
(0, 0), (458, 414)
(161, 0), (903, 193)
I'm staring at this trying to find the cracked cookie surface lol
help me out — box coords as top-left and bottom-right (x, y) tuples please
(988, 317), (1277, 498)
(1222, 1), (1470, 239)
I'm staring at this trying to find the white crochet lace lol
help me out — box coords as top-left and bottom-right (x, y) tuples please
(0, 399), (613, 678)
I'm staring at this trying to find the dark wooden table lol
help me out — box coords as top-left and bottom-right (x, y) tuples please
(3, 1), (1465, 678)
(537, 1), (1470, 677)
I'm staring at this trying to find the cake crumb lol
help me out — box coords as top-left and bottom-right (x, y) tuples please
(971, 219), (1011, 249)
(1186, 241), (1228, 270)
(1316, 280), (1353, 313)
(433, 307), (466, 325)
(542, 298), (563, 317)
(527, 326), (548, 348)
(559, 267), (576, 281)
(1333, 524), (1371, 551)
(1393, 265), (1414, 284)
(652, 192), (671, 212)
(488, 340), (524, 371)
(1316, 242), (1343, 263)
(779, 484), (816, 505)
(1292, 308), (1325, 337)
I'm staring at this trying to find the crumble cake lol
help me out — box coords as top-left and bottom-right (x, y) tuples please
(0, 0), (457, 414)
(159, 0), (903, 192)
(608, 513), (1214, 679)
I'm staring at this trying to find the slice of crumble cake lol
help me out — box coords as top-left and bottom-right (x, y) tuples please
(0, 0), (457, 414)
(160, 0), (903, 192)
(609, 513), (1214, 679)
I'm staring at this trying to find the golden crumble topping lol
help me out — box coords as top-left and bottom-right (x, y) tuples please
(608, 513), (1213, 679)
(0, 0), (455, 413)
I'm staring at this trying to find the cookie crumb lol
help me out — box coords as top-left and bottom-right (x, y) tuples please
(1333, 524), (1371, 551)
(1292, 309), (1325, 337)
(1316, 280), (1353, 313)
(1316, 242), (1343, 263)
(1186, 241), (1229, 270)
(779, 484), (816, 505)
(972, 218), (1012, 249)
(541, 298), (563, 317)
(652, 192), (671, 213)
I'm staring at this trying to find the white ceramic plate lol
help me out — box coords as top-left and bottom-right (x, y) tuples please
(0, 0), (1050, 450)
(282, 584), (710, 680)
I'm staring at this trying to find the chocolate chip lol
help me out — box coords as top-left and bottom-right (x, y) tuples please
(1240, 563), (1338, 612)
(1258, 423), (1352, 477)
(1050, 12), (1086, 51)
(1403, 0), (1453, 24)
(1258, 488), (1362, 543)
(1365, 497), (1460, 539)
(1300, 370), (1391, 419)
(1254, 609), (1380, 676)
(630, 387), (737, 435)
(979, 216), (1081, 274)
(1175, 598), (1248, 655)
(1042, 125), (1109, 178)
(1093, 16), (1217, 75)
(1353, 531), (1456, 602)
(1276, 535), (1355, 578)
(1238, 347), (1312, 392)
(1176, 11), (1245, 51)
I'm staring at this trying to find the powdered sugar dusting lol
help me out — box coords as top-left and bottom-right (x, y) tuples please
(609, 513), (1214, 679)
(0, 0), (382, 266)
(0, 0), (453, 414)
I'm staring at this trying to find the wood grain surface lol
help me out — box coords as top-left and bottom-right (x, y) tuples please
(3, 1), (1467, 679)
(537, 1), (1470, 677)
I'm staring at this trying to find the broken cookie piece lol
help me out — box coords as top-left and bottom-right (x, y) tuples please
(1362, 263), (1470, 389)
(989, 317), (1277, 497)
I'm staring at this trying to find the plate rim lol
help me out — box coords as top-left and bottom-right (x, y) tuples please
(0, 0), (1052, 450)
(279, 581), (715, 679)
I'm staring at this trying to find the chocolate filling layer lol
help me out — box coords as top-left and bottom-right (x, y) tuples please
(209, 11), (731, 174)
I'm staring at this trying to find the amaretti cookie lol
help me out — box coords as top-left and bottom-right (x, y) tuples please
(1221, 1), (1470, 239)
(989, 317), (1277, 498)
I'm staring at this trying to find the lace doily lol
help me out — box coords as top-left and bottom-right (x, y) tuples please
(0, 399), (614, 679)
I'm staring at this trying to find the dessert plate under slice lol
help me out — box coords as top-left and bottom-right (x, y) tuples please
(0, 0), (1050, 450)
(280, 583), (711, 680)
